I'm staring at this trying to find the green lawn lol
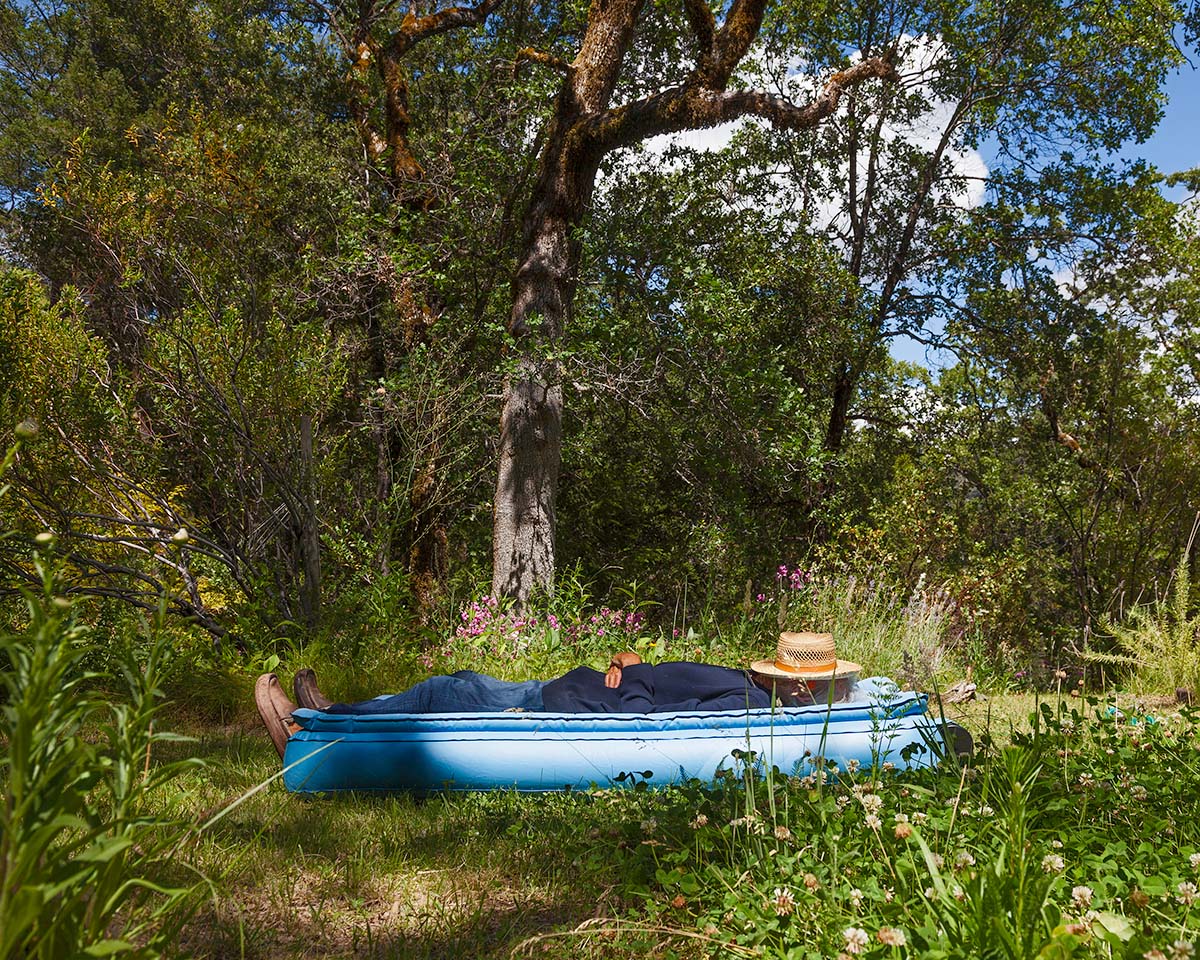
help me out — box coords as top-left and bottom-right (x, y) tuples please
(158, 692), (1200, 959)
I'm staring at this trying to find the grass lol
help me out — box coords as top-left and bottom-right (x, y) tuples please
(142, 684), (1200, 959)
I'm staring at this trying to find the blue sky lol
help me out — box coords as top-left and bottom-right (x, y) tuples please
(889, 62), (1199, 367)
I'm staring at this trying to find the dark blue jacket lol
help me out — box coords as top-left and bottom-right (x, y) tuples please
(541, 662), (771, 713)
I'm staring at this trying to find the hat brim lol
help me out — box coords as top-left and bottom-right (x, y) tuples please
(750, 659), (863, 681)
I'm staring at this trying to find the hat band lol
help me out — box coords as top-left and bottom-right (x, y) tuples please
(773, 658), (837, 675)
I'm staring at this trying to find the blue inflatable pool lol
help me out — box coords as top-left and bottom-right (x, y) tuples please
(281, 689), (951, 794)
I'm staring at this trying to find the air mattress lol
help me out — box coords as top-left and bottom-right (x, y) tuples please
(281, 690), (952, 794)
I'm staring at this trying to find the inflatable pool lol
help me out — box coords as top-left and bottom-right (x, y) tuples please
(281, 689), (954, 794)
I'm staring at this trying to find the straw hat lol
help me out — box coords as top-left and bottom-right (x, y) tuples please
(750, 632), (862, 681)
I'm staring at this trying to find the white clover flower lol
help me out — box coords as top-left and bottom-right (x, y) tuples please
(640, 818), (657, 833)
(1144, 950), (1167, 960)
(845, 758), (861, 774)
(690, 813), (708, 829)
(877, 927), (907, 947)
(865, 814), (882, 831)
(862, 793), (884, 815)
(772, 886), (795, 916)
(894, 813), (909, 824)
(1169, 942), (1195, 960)
(843, 927), (869, 955)
(1051, 839), (1064, 849)
(954, 851), (976, 870)
(1177, 881), (1198, 906)
(837, 795), (851, 809)
(774, 825), (792, 841)
(848, 888), (864, 909)
(1042, 854), (1065, 873)
(803, 873), (820, 891)
(931, 853), (944, 869)
(1189, 852), (1200, 872)
(912, 811), (929, 824)
(924, 886), (936, 899)
(951, 885), (966, 902)
(979, 805), (995, 817)
(882, 761), (896, 772)
(1071, 885), (1094, 908)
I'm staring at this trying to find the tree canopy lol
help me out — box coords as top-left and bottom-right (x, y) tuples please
(0, 0), (1196, 667)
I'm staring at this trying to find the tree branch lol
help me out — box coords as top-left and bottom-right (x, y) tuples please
(397, 0), (506, 50)
(681, 0), (716, 72)
(585, 57), (897, 155)
(706, 0), (768, 87)
(513, 47), (573, 77)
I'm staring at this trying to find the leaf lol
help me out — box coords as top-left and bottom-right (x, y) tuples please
(1089, 912), (1134, 944)
(83, 939), (137, 956)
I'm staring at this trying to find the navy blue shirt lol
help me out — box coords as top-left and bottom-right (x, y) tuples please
(541, 662), (771, 713)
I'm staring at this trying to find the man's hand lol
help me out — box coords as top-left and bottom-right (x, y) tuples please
(604, 651), (643, 688)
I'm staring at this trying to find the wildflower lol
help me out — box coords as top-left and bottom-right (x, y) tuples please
(1177, 881), (1198, 906)
(979, 805), (995, 817)
(837, 795), (851, 809)
(930, 853), (944, 869)
(882, 761), (896, 772)
(1054, 669), (1068, 680)
(670, 894), (686, 908)
(1077, 773), (1095, 788)
(1128, 887), (1150, 910)
(923, 887), (936, 899)
(843, 927), (870, 955)
(865, 814), (882, 831)
(894, 813), (909, 824)
(690, 813), (709, 829)
(774, 825), (792, 841)
(877, 927), (907, 947)
(1051, 839), (1063, 849)
(883, 887), (894, 902)
(772, 887), (795, 916)
(800, 772), (818, 789)
(894, 822), (913, 839)
(1042, 854), (1065, 873)
(954, 851), (976, 870)
(803, 873), (820, 891)
(848, 888), (864, 909)
(845, 758), (861, 774)
(862, 793), (884, 815)
(1169, 942), (1195, 960)
(1131, 784), (1149, 801)
(912, 811), (928, 824)
(1071, 885), (1094, 908)
(640, 818), (657, 834)
(951, 885), (966, 902)
(1144, 952), (1167, 960)
(1190, 852), (1200, 872)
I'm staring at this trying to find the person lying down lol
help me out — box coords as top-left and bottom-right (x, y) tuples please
(255, 631), (871, 757)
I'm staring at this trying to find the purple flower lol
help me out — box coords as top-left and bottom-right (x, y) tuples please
(757, 593), (766, 602)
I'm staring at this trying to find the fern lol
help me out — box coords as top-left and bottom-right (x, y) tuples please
(1086, 553), (1200, 694)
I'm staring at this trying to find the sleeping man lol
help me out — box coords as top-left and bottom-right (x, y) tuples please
(255, 632), (863, 757)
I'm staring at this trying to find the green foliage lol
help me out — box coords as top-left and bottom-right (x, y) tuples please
(596, 698), (1198, 959)
(1086, 551), (1200, 696)
(0, 542), (203, 958)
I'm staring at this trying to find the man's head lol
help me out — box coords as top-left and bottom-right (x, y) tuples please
(749, 631), (861, 706)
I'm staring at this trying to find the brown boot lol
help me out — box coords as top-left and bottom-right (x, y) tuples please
(293, 668), (334, 710)
(254, 673), (301, 758)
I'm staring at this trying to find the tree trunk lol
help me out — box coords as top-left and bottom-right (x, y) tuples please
(489, 0), (894, 601)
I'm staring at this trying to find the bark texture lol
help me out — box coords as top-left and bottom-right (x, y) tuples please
(492, 0), (897, 603)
